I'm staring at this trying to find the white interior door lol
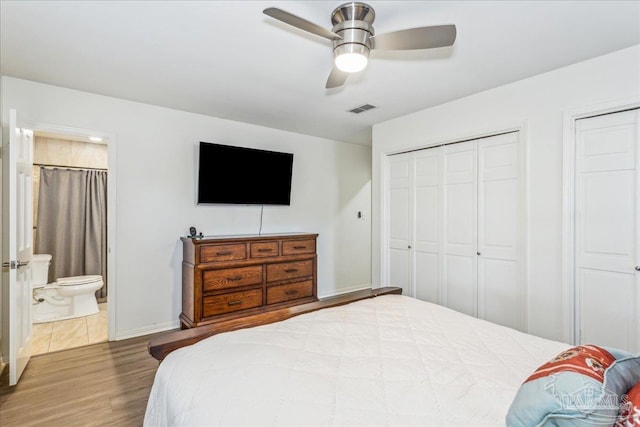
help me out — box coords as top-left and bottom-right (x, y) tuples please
(414, 148), (441, 303)
(477, 132), (522, 330)
(3, 109), (34, 385)
(443, 141), (477, 316)
(388, 153), (413, 296)
(576, 109), (639, 352)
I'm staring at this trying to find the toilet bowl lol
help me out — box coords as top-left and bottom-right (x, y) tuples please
(31, 254), (103, 323)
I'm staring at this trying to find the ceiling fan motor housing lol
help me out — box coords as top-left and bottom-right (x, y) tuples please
(331, 2), (375, 63)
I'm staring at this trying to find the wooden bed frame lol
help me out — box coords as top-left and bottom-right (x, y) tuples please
(148, 286), (402, 361)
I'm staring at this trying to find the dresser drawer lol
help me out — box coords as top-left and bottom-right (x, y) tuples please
(250, 241), (279, 258)
(202, 288), (263, 317)
(282, 239), (316, 255)
(267, 280), (313, 304)
(266, 260), (313, 282)
(202, 266), (263, 292)
(200, 243), (246, 263)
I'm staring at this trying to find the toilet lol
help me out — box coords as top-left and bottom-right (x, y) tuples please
(31, 254), (104, 323)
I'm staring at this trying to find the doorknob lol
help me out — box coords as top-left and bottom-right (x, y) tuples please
(636, 266), (640, 271)
(17, 260), (29, 268)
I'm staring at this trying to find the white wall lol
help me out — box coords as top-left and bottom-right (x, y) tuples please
(372, 45), (640, 343)
(1, 77), (372, 340)
(0, 74), (4, 367)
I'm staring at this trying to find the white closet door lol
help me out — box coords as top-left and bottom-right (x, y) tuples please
(414, 148), (441, 303)
(388, 153), (413, 296)
(576, 109), (639, 352)
(477, 132), (522, 330)
(443, 141), (478, 316)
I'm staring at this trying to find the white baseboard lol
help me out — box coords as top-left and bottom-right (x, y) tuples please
(318, 283), (372, 299)
(114, 320), (180, 341)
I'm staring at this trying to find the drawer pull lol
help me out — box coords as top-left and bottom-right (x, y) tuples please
(258, 248), (273, 252)
(227, 275), (243, 281)
(227, 300), (242, 306)
(284, 268), (299, 273)
(285, 290), (298, 296)
(293, 246), (307, 250)
(216, 251), (233, 256)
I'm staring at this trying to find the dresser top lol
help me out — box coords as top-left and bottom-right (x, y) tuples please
(181, 232), (318, 244)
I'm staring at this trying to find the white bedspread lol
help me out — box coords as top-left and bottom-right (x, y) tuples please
(144, 295), (568, 426)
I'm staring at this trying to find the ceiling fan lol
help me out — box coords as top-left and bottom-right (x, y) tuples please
(263, 2), (457, 89)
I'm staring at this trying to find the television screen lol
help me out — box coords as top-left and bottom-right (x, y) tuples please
(197, 142), (293, 205)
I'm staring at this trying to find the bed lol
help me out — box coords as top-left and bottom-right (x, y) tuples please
(144, 292), (570, 426)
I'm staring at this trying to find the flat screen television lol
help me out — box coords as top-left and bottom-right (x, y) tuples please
(197, 141), (294, 205)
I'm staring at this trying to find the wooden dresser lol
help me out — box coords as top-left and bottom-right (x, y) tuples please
(180, 233), (318, 328)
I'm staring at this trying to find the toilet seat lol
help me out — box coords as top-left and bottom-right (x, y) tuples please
(56, 275), (103, 286)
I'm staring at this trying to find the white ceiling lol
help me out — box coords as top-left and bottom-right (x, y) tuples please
(1, 1), (639, 145)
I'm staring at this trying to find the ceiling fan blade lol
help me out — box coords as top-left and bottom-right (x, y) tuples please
(326, 67), (348, 89)
(372, 25), (456, 50)
(263, 7), (342, 41)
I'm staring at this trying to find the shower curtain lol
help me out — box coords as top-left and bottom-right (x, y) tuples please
(35, 168), (108, 301)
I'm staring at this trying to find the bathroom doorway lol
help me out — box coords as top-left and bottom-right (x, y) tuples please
(30, 130), (110, 354)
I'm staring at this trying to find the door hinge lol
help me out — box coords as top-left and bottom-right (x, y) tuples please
(2, 261), (16, 269)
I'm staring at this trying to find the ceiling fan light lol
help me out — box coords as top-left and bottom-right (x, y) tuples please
(333, 43), (370, 73)
(335, 52), (368, 73)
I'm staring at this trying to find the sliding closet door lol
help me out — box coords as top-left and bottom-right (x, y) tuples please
(576, 110), (639, 352)
(385, 133), (523, 326)
(414, 148), (442, 303)
(477, 133), (522, 330)
(443, 141), (478, 317)
(388, 153), (413, 296)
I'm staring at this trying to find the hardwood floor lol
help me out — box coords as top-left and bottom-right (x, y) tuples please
(0, 334), (161, 426)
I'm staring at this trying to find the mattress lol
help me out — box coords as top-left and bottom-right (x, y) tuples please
(144, 295), (569, 426)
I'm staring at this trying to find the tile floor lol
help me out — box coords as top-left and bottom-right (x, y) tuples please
(32, 303), (108, 355)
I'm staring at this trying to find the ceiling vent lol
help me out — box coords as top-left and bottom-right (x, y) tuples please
(348, 104), (376, 114)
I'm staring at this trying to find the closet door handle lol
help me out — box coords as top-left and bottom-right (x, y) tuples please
(635, 266), (640, 271)
(477, 252), (481, 256)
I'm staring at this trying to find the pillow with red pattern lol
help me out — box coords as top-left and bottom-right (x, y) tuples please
(507, 345), (640, 427)
(617, 382), (640, 427)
